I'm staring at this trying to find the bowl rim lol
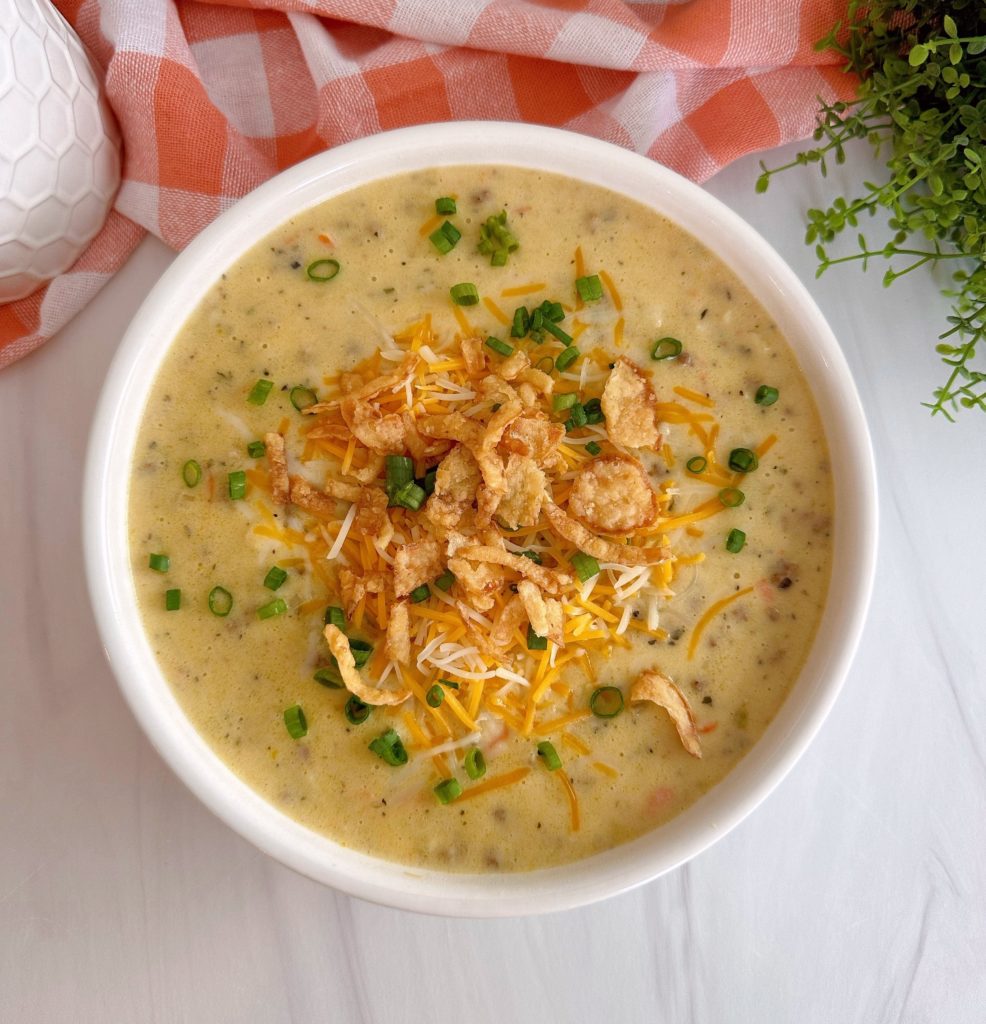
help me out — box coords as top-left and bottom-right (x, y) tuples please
(83, 121), (878, 917)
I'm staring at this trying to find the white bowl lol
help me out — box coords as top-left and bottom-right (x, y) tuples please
(84, 122), (878, 917)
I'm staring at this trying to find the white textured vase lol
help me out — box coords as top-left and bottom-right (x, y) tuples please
(0, 0), (120, 302)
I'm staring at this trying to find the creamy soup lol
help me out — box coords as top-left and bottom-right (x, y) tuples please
(129, 166), (832, 872)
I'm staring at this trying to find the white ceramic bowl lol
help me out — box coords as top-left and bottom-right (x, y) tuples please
(84, 122), (877, 917)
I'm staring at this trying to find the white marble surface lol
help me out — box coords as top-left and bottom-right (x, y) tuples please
(2, 139), (984, 1023)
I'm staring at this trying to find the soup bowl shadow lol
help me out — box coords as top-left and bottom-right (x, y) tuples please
(84, 122), (877, 917)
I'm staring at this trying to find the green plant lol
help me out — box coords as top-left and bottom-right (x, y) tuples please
(757, 1), (986, 419)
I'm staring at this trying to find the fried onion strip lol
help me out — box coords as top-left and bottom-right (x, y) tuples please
(324, 624), (410, 705)
(630, 669), (702, 757)
(543, 501), (668, 566)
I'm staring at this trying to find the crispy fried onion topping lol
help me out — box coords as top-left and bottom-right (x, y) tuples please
(340, 397), (405, 453)
(324, 624), (409, 705)
(385, 600), (410, 664)
(461, 336), (486, 376)
(568, 454), (659, 535)
(517, 580), (564, 646)
(425, 444), (481, 529)
(490, 594), (527, 651)
(347, 452), (386, 484)
(355, 486), (393, 549)
(630, 669), (702, 758)
(543, 500), (668, 566)
(290, 475), (361, 515)
(496, 455), (545, 529)
(419, 401), (521, 490)
(601, 357), (662, 448)
(455, 544), (572, 594)
(338, 567), (387, 618)
(328, 354), (422, 454)
(499, 414), (564, 464)
(393, 538), (443, 598)
(264, 432), (290, 505)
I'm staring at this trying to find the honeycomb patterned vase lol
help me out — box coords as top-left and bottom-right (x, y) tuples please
(0, 0), (120, 302)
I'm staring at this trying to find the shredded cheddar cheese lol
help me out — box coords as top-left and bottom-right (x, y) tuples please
(237, 282), (779, 828)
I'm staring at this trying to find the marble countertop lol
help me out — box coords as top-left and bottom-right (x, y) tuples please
(2, 139), (984, 1023)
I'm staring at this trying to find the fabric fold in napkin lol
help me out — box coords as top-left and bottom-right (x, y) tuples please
(0, 0), (856, 369)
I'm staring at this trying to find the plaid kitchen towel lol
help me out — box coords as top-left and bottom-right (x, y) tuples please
(0, 0), (856, 368)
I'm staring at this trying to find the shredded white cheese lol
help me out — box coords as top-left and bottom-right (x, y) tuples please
(325, 502), (357, 561)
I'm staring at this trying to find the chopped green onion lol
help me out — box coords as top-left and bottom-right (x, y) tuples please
(511, 306), (530, 338)
(569, 402), (588, 428)
(257, 598), (287, 620)
(385, 455), (414, 500)
(542, 320), (573, 345)
(534, 355), (555, 374)
(719, 487), (746, 508)
(537, 740), (562, 771)
(345, 696), (372, 725)
(478, 210), (519, 266)
(247, 379), (273, 406)
(527, 624), (548, 651)
(324, 606), (346, 629)
(755, 385), (779, 407)
(213, 581), (243, 622)
(369, 728), (408, 766)
(576, 274), (604, 302)
(434, 570), (456, 592)
(283, 704), (308, 739)
(392, 480), (426, 511)
(686, 456), (708, 474)
(520, 549), (543, 564)
(263, 566), (288, 591)
(651, 337), (683, 360)
(247, 440), (266, 458)
(313, 666), (343, 689)
(435, 197), (456, 215)
(540, 300), (565, 322)
(529, 307), (544, 335)
(728, 447), (759, 473)
(290, 385), (318, 411)
(306, 258), (340, 282)
(583, 397), (604, 424)
(429, 227), (453, 254)
(434, 778), (462, 804)
(429, 220), (462, 254)
(726, 528), (747, 553)
(464, 747), (486, 780)
(228, 470), (247, 500)
(450, 282), (479, 306)
(349, 639), (373, 669)
(485, 336), (514, 357)
(491, 402), (502, 412)
(148, 553), (170, 573)
(585, 441), (602, 456)
(422, 466), (438, 496)
(552, 392), (578, 412)
(590, 686), (624, 718)
(208, 586), (233, 616)
(426, 684), (445, 708)
(181, 459), (202, 487)
(409, 583), (430, 604)
(571, 551), (600, 582)
(555, 346), (580, 372)
(165, 589), (181, 611)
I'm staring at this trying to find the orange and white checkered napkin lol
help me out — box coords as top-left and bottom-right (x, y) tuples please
(0, 0), (856, 369)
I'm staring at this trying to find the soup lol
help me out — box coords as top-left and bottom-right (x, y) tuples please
(129, 166), (832, 872)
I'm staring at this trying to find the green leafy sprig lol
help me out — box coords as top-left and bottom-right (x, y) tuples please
(757, 1), (986, 419)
